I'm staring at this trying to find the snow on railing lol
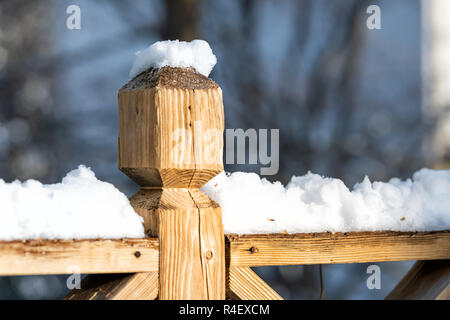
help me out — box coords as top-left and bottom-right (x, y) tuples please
(202, 169), (450, 234)
(0, 165), (144, 240)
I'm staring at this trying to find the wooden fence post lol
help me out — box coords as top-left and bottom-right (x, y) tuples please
(119, 67), (225, 300)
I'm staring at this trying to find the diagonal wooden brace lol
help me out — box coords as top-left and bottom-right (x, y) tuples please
(65, 272), (159, 300)
(227, 267), (283, 300)
(386, 260), (450, 300)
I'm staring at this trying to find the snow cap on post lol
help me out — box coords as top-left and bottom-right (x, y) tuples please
(119, 39), (224, 188)
(129, 39), (217, 79)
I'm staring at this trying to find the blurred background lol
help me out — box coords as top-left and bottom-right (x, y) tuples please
(0, 0), (449, 299)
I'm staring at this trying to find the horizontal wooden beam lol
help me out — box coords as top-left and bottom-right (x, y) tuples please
(0, 238), (159, 276)
(1, 231), (449, 275)
(227, 231), (450, 267)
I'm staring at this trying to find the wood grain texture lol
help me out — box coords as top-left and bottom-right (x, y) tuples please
(120, 71), (226, 300)
(227, 231), (450, 267)
(65, 272), (159, 300)
(118, 86), (224, 188)
(193, 190), (226, 300)
(0, 238), (158, 276)
(386, 260), (450, 300)
(132, 189), (225, 300)
(227, 267), (283, 300)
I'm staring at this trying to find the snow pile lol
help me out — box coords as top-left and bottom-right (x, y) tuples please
(0, 165), (145, 240)
(201, 169), (450, 234)
(2, 165), (448, 240)
(130, 39), (217, 78)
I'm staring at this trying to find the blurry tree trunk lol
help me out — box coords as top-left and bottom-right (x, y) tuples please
(422, 0), (450, 168)
(0, 0), (66, 300)
(0, 1), (61, 182)
(162, 0), (201, 40)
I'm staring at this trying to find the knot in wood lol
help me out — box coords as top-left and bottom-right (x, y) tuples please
(205, 251), (214, 260)
(249, 246), (259, 254)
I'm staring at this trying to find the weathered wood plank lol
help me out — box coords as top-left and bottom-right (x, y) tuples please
(227, 267), (283, 300)
(64, 272), (159, 300)
(386, 260), (450, 300)
(227, 231), (450, 267)
(0, 238), (159, 276)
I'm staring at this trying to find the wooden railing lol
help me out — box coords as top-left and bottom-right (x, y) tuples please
(226, 231), (450, 266)
(0, 67), (448, 300)
(0, 230), (448, 299)
(1, 231), (447, 276)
